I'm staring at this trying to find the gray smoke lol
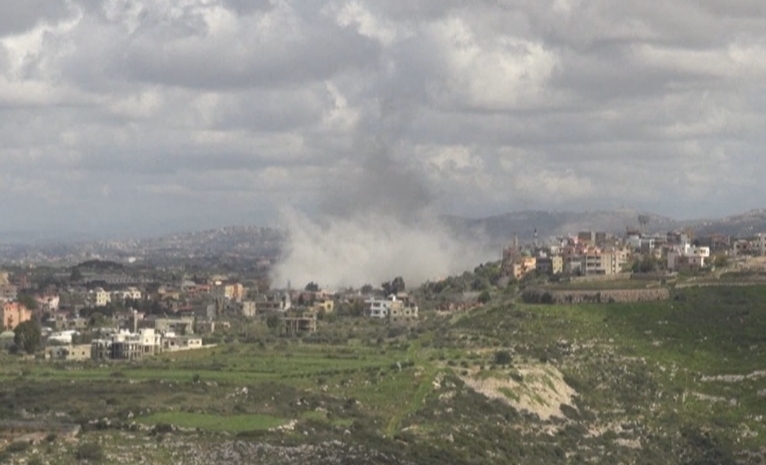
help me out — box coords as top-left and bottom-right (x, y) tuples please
(271, 101), (494, 290)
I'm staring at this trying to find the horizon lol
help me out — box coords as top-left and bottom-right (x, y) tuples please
(2, 205), (766, 246)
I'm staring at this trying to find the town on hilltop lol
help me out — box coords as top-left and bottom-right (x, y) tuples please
(1, 221), (766, 361)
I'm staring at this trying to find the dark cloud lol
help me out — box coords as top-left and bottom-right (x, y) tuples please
(0, 1), (71, 37)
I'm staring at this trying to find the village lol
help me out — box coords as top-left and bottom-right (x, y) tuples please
(2, 223), (766, 363)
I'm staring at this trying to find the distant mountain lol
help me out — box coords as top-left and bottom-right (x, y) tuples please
(0, 226), (284, 266)
(4, 209), (766, 265)
(690, 209), (766, 237)
(442, 209), (683, 248)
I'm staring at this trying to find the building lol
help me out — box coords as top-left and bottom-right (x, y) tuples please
(148, 317), (195, 335)
(241, 300), (257, 318)
(90, 288), (111, 307)
(161, 334), (203, 352)
(511, 256), (537, 279)
(536, 256), (564, 275)
(212, 283), (246, 302)
(36, 295), (60, 313)
(2, 302), (32, 330)
(667, 243), (711, 271)
(0, 285), (17, 302)
(114, 287), (142, 301)
(45, 344), (91, 361)
(312, 298), (334, 314)
(280, 311), (317, 335)
(757, 233), (766, 256)
(366, 296), (399, 319)
(365, 295), (418, 321)
(91, 329), (161, 360)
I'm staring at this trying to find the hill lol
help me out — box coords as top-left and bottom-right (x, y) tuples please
(3, 282), (766, 464)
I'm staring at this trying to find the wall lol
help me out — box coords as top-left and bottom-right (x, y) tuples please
(524, 288), (670, 304)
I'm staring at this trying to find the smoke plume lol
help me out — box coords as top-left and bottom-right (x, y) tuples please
(271, 104), (495, 290)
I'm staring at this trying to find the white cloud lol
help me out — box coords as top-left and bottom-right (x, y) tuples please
(0, 0), (764, 238)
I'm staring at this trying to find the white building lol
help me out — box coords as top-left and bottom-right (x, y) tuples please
(91, 288), (111, 307)
(667, 243), (711, 271)
(757, 233), (766, 256)
(114, 287), (142, 300)
(365, 296), (398, 319)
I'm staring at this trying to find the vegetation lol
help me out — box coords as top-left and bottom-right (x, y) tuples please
(2, 284), (766, 464)
(14, 320), (42, 355)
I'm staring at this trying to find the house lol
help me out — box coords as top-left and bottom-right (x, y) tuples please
(90, 288), (111, 307)
(280, 311), (317, 335)
(36, 295), (60, 313)
(365, 295), (418, 321)
(241, 300), (257, 318)
(511, 256), (537, 279)
(147, 316), (195, 335)
(536, 256), (564, 275)
(312, 298), (334, 314)
(366, 296), (399, 319)
(91, 329), (161, 360)
(45, 344), (91, 361)
(212, 283), (245, 302)
(48, 330), (79, 345)
(113, 287), (142, 301)
(667, 243), (710, 271)
(2, 302), (32, 330)
(0, 284), (17, 302)
(161, 334), (203, 352)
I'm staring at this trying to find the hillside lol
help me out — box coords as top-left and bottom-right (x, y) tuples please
(5, 208), (766, 265)
(3, 284), (766, 463)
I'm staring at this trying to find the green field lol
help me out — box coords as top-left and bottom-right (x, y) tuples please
(3, 285), (766, 464)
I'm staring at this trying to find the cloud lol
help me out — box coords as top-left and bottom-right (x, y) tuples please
(0, 0), (765, 241)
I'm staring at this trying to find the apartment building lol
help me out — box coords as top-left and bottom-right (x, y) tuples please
(2, 302), (32, 330)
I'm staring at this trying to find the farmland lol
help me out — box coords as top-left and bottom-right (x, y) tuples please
(3, 285), (766, 464)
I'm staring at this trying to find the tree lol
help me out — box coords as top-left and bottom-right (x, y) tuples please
(493, 350), (512, 366)
(69, 268), (83, 282)
(14, 320), (42, 355)
(17, 294), (38, 311)
(477, 290), (491, 304)
(304, 282), (319, 292)
(382, 276), (406, 296)
(266, 314), (280, 329)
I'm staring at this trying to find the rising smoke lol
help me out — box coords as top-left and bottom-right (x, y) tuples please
(271, 102), (495, 290)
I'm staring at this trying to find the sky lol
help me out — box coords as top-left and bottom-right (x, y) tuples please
(2, 0), (766, 238)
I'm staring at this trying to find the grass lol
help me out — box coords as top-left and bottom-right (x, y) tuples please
(5, 284), (766, 463)
(137, 412), (286, 432)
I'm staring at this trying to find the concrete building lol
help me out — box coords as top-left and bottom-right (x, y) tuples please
(149, 317), (195, 335)
(2, 302), (32, 330)
(667, 243), (711, 271)
(45, 344), (91, 361)
(161, 334), (203, 352)
(366, 296), (399, 319)
(365, 295), (418, 321)
(90, 288), (111, 307)
(114, 287), (142, 301)
(0, 285), (17, 302)
(241, 300), (257, 318)
(511, 257), (537, 279)
(757, 233), (766, 256)
(212, 283), (246, 302)
(91, 329), (161, 360)
(536, 256), (564, 275)
(280, 312), (317, 335)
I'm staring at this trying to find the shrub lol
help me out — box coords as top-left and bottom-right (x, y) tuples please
(493, 350), (512, 366)
(75, 442), (104, 462)
(6, 441), (30, 453)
